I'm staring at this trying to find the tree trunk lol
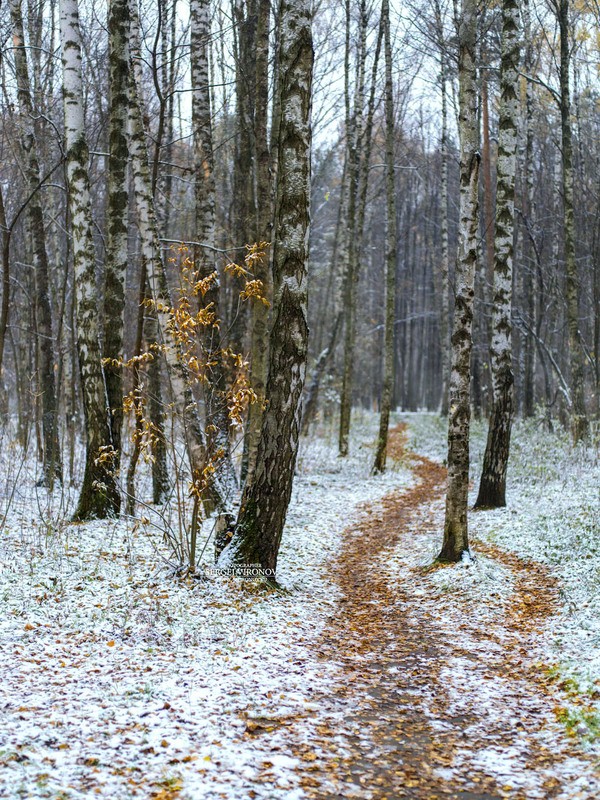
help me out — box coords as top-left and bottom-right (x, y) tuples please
(190, 0), (237, 524)
(10, 0), (62, 488)
(372, 0), (397, 474)
(222, 0), (313, 576)
(128, 2), (232, 526)
(242, 0), (272, 486)
(439, 0), (480, 563)
(435, 0), (450, 418)
(59, 0), (120, 518)
(521, 0), (536, 418)
(475, 0), (520, 510)
(104, 0), (130, 495)
(558, 0), (588, 442)
(338, 0), (368, 457)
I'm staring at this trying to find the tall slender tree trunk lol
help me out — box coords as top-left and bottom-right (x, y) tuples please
(0, 186), (11, 380)
(338, 0), (368, 457)
(59, 0), (119, 518)
(241, 0), (272, 486)
(223, 0), (313, 576)
(190, 0), (237, 523)
(434, 0), (450, 417)
(104, 0), (130, 497)
(439, 0), (480, 563)
(146, 307), (169, 503)
(373, 0), (397, 474)
(557, 0), (589, 442)
(10, 0), (62, 487)
(125, 0), (169, 507)
(475, 0), (520, 509)
(300, 160), (347, 436)
(128, 1), (232, 525)
(520, 0), (536, 418)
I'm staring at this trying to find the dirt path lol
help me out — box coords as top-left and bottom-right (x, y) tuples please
(290, 425), (600, 800)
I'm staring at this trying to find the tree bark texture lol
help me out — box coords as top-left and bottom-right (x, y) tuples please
(440, 0), (480, 563)
(475, 0), (520, 509)
(223, 0), (313, 576)
(60, 0), (120, 518)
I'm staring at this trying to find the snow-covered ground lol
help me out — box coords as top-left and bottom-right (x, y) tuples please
(0, 412), (412, 799)
(2, 409), (600, 798)
(403, 411), (600, 750)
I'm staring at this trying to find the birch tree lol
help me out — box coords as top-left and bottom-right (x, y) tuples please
(555, 0), (589, 442)
(338, 0), (368, 457)
(439, 0), (480, 562)
(104, 0), (130, 492)
(128, 1), (233, 530)
(474, 0), (520, 509)
(434, 0), (450, 417)
(190, 0), (237, 508)
(221, 0), (313, 575)
(373, 0), (397, 474)
(9, 0), (62, 487)
(59, 0), (120, 518)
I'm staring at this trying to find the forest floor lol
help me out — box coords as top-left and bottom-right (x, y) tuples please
(0, 412), (599, 798)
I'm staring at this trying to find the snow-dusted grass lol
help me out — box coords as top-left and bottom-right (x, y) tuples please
(0, 413), (411, 799)
(402, 410), (600, 746)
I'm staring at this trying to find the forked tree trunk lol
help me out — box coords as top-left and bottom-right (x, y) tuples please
(222, 0), (313, 575)
(190, 0), (237, 515)
(475, 0), (520, 509)
(59, 0), (120, 518)
(10, 0), (62, 487)
(372, 0), (397, 474)
(104, 0), (130, 491)
(439, 0), (480, 563)
(557, 0), (589, 442)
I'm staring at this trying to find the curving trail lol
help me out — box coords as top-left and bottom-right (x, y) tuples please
(290, 425), (600, 800)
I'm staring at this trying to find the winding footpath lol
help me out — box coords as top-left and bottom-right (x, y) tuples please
(287, 425), (600, 799)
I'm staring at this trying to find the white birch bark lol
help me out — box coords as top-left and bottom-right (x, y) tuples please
(128, 0), (232, 524)
(475, 0), (520, 509)
(59, 0), (120, 518)
(104, 0), (130, 477)
(222, 0), (313, 575)
(434, 0), (450, 417)
(190, 0), (237, 545)
(440, 0), (480, 562)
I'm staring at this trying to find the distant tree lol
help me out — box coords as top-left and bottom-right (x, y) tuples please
(9, 0), (62, 487)
(554, 0), (589, 442)
(339, 0), (368, 457)
(373, 0), (397, 474)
